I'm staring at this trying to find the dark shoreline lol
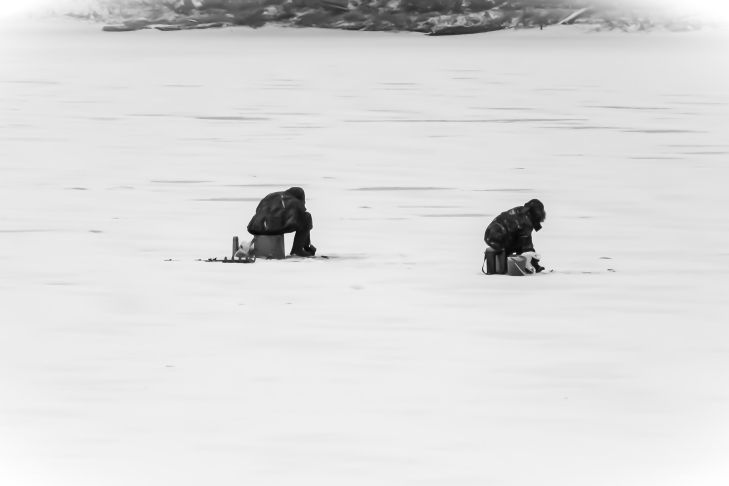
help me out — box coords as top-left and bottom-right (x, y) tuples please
(83, 1), (706, 35)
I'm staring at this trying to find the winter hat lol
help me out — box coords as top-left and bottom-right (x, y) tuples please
(285, 187), (306, 204)
(524, 199), (545, 230)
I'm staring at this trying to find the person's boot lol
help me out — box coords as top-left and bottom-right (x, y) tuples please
(290, 246), (314, 257)
(290, 230), (315, 257)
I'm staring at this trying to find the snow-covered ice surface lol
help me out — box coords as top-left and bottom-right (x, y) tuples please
(1, 19), (729, 486)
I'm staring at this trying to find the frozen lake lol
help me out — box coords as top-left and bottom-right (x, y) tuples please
(1, 19), (728, 486)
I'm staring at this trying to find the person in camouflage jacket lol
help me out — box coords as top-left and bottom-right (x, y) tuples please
(247, 186), (316, 257)
(484, 199), (546, 270)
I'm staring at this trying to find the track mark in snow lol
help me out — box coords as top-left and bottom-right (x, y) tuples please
(671, 101), (729, 106)
(421, 213), (487, 218)
(0, 229), (60, 233)
(3, 79), (61, 86)
(1, 136), (67, 142)
(345, 118), (586, 124)
(470, 106), (537, 111)
(352, 186), (452, 191)
(151, 179), (212, 184)
(679, 151), (729, 156)
(590, 105), (670, 111)
(474, 188), (532, 192)
(129, 114), (269, 122)
(194, 197), (260, 202)
(282, 125), (325, 129)
(623, 129), (707, 134)
(194, 116), (269, 121)
(542, 125), (626, 131)
(535, 87), (579, 92)
(398, 205), (461, 208)
(666, 144), (729, 148)
(130, 113), (180, 118)
(222, 184), (294, 188)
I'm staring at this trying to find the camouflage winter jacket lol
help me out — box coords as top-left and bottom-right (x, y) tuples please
(247, 187), (311, 236)
(484, 200), (545, 255)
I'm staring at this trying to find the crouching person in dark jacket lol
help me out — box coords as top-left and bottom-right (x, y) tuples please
(247, 187), (317, 257)
(484, 199), (546, 273)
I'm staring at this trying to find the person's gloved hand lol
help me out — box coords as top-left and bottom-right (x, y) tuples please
(526, 252), (544, 273)
(520, 251), (537, 273)
(532, 258), (545, 273)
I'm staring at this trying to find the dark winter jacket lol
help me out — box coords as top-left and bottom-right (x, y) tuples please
(247, 187), (312, 236)
(484, 199), (545, 255)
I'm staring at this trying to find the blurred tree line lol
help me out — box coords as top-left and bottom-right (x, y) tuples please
(89, 0), (699, 33)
